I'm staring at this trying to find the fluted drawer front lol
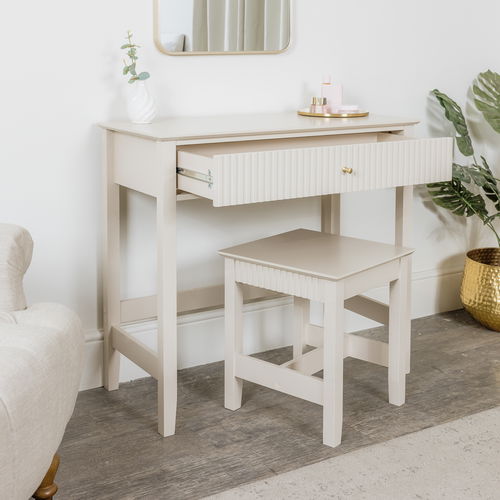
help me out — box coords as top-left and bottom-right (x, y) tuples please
(177, 135), (453, 207)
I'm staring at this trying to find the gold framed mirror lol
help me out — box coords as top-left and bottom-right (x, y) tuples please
(154, 0), (291, 56)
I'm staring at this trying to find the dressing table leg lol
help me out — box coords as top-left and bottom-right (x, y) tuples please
(103, 130), (121, 391)
(320, 193), (340, 365)
(395, 186), (413, 374)
(156, 141), (178, 437)
(321, 194), (341, 235)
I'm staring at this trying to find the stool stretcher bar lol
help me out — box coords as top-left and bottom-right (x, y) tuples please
(282, 346), (324, 376)
(305, 325), (389, 368)
(235, 354), (324, 405)
(345, 295), (389, 325)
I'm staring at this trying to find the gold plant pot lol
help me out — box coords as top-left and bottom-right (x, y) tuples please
(460, 248), (500, 332)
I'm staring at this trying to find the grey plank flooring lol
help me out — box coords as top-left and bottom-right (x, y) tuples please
(58, 310), (500, 500)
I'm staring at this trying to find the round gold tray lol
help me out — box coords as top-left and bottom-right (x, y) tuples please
(297, 109), (369, 118)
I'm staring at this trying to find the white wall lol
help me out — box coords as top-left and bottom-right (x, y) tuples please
(2, 0), (499, 388)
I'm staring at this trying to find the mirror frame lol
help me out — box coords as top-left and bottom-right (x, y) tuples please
(153, 0), (292, 56)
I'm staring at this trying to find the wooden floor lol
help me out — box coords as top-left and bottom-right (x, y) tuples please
(58, 310), (500, 500)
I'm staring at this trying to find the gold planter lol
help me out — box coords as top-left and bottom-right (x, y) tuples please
(460, 248), (500, 332)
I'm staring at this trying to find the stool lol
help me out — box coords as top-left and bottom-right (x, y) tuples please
(219, 229), (414, 448)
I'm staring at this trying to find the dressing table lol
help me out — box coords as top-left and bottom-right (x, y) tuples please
(100, 112), (453, 436)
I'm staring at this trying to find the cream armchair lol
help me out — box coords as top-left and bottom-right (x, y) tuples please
(0, 224), (84, 500)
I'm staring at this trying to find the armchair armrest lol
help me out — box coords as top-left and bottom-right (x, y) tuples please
(0, 224), (33, 312)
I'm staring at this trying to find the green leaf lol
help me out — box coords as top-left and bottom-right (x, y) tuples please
(138, 72), (150, 80)
(473, 70), (500, 133)
(467, 166), (490, 187)
(452, 163), (471, 183)
(427, 179), (488, 218)
(452, 160), (500, 211)
(121, 44), (133, 49)
(128, 76), (139, 84)
(122, 66), (129, 75)
(456, 136), (474, 157)
(455, 164), (486, 187)
(128, 63), (136, 76)
(431, 89), (474, 156)
(478, 157), (500, 211)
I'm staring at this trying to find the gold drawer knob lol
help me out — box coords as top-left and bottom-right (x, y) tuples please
(341, 167), (353, 174)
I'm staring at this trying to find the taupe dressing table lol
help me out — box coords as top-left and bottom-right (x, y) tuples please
(100, 112), (453, 436)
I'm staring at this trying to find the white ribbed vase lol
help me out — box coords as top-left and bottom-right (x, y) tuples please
(126, 81), (157, 124)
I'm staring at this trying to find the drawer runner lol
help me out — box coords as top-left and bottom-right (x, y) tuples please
(177, 167), (213, 187)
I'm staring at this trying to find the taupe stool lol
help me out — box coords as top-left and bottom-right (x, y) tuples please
(219, 229), (414, 447)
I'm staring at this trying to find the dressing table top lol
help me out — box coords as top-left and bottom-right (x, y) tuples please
(100, 112), (419, 141)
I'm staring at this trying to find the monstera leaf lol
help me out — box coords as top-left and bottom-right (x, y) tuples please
(452, 163), (484, 185)
(453, 159), (500, 211)
(427, 180), (488, 218)
(432, 89), (474, 156)
(473, 70), (500, 133)
(478, 157), (500, 211)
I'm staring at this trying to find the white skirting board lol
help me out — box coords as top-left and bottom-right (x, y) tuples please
(80, 267), (463, 391)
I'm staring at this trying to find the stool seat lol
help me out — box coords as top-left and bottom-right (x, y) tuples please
(220, 229), (413, 281)
(220, 229), (414, 448)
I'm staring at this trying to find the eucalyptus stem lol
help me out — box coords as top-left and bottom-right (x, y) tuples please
(121, 31), (150, 84)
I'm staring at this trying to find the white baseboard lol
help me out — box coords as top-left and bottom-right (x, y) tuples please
(80, 268), (463, 391)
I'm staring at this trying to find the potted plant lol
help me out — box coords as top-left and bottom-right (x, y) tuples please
(428, 70), (500, 331)
(121, 30), (157, 124)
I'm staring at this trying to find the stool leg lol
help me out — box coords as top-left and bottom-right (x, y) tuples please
(224, 258), (244, 411)
(388, 257), (409, 406)
(323, 281), (344, 448)
(293, 297), (309, 359)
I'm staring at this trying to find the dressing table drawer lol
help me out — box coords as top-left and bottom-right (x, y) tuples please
(177, 133), (453, 207)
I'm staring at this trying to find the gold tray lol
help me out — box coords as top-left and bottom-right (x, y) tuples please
(297, 109), (369, 118)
